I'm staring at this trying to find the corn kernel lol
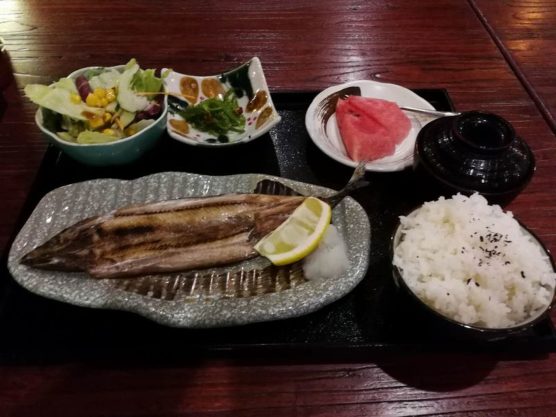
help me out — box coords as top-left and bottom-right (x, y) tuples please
(105, 89), (116, 103)
(125, 126), (138, 136)
(93, 88), (106, 99)
(102, 128), (116, 136)
(88, 116), (105, 129)
(100, 98), (109, 107)
(86, 93), (100, 107)
(70, 93), (82, 104)
(103, 112), (112, 122)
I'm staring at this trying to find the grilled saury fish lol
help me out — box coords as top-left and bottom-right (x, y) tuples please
(21, 165), (366, 279)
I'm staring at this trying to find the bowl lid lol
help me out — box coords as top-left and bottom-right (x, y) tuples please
(415, 112), (535, 195)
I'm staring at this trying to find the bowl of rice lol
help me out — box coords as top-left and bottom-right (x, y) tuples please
(392, 193), (556, 337)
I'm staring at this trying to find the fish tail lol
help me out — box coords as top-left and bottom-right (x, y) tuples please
(324, 161), (369, 207)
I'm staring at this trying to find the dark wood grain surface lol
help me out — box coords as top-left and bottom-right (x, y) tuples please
(1, 1), (556, 416)
(473, 0), (556, 132)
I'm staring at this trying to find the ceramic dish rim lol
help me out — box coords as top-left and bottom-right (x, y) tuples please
(163, 56), (281, 147)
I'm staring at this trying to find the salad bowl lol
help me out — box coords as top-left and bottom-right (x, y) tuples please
(163, 57), (280, 147)
(30, 62), (168, 167)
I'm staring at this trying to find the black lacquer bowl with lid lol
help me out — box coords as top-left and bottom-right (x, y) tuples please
(414, 111), (535, 205)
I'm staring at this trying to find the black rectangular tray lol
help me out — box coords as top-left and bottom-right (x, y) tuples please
(1, 90), (555, 363)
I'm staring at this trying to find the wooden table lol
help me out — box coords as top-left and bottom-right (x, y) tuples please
(1, 1), (555, 416)
(473, 0), (556, 132)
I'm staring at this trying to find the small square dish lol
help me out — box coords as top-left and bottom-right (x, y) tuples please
(163, 57), (281, 146)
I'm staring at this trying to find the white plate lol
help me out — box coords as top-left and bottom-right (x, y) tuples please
(163, 57), (281, 147)
(305, 80), (436, 172)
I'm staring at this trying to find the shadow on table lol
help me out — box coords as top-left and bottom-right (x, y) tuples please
(374, 353), (498, 391)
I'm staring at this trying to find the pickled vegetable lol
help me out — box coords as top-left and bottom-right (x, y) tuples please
(177, 90), (245, 137)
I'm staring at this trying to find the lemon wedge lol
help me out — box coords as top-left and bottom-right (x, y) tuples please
(254, 197), (332, 265)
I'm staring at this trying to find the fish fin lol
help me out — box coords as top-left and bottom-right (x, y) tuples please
(324, 161), (369, 207)
(254, 162), (368, 207)
(253, 179), (303, 196)
(111, 263), (308, 301)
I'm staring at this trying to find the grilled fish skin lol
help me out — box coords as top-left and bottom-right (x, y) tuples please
(21, 193), (304, 278)
(21, 163), (368, 279)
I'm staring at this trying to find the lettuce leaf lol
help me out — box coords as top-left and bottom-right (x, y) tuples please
(52, 77), (78, 92)
(131, 68), (163, 93)
(76, 130), (121, 144)
(61, 114), (87, 138)
(56, 131), (76, 142)
(88, 68), (121, 90)
(84, 68), (104, 80)
(127, 119), (155, 131)
(119, 110), (136, 128)
(25, 78), (103, 121)
(117, 59), (150, 112)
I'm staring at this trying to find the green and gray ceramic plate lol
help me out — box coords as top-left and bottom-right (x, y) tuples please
(8, 172), (370, 328)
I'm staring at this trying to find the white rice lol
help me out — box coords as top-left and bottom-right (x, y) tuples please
(393, 193), (555, 328)
(303, 225), (349, 282)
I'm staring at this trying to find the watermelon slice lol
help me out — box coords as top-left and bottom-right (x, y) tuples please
(336, 96), (411, 161)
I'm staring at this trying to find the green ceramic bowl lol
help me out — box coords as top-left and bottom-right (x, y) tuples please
(34, 65), (168, 167)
